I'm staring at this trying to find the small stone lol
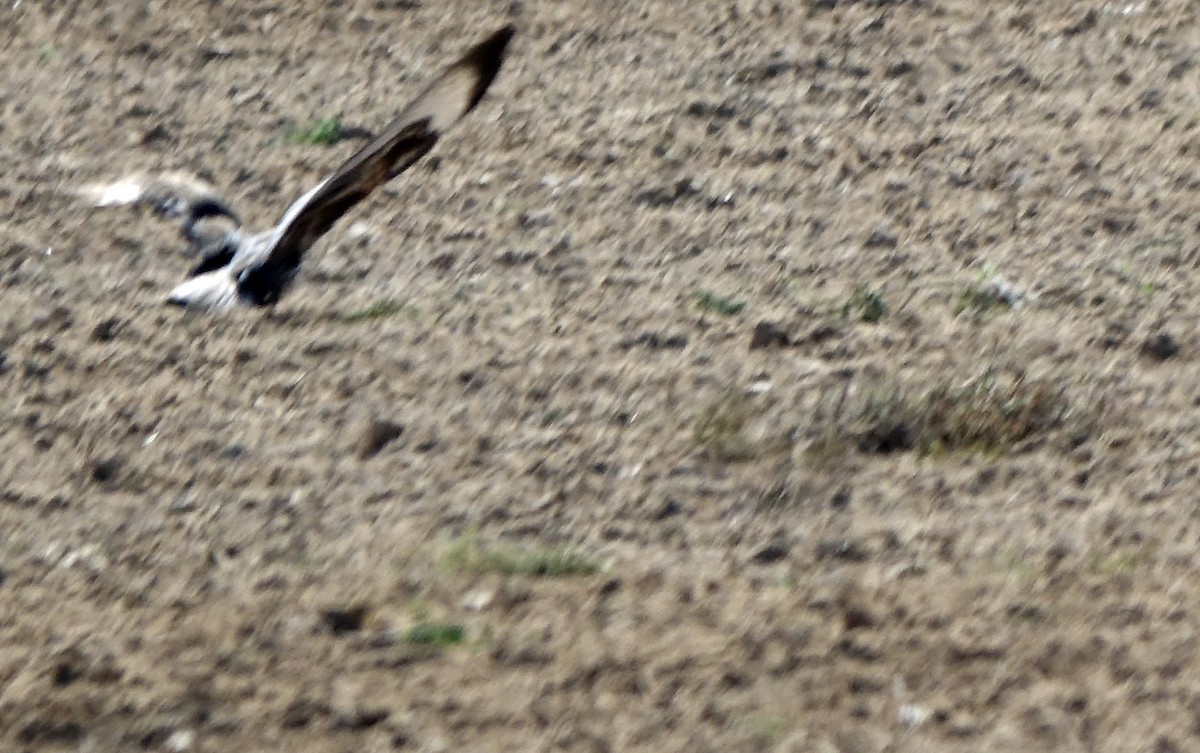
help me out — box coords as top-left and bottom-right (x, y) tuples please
(462, 589), (494, 611)
(898, 704), (932, 729)
(864, 227), (898, 248)
(165, 729), (195, 753)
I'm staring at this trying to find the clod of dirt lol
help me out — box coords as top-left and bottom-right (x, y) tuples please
(618, 331), (688, 350)
(632, 178), (700, 208)
(34, 306), (73, 331)
(1062, 9), (1098, 36)
(816, 538), (872, 562)
(356, 418), (404, 459)
(332, 708), (389, 730)
(282, 697), (331, 729)
(90, 317), (121, 342)
(651, 498), (682, 519)
(429, 252), (456, 271)
(495, 249), (537, 266)
(138, 123), (172, 145)
(864, 227), (898, 249)
(90, 457), (123, 484)
(1141, 331), (1180, 361)
(749, 320), (792, 350)
(320, 605), (369, 635)
(830, 486), (852, 510)
(752, 539), (790, 564)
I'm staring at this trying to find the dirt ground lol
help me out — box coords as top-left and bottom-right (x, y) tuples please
(5, 0), (1200, 750)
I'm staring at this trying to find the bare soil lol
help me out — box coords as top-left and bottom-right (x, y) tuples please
(3, 1), (1200, 751)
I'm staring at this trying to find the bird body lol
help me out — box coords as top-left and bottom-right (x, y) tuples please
(76, 25), (514, 311)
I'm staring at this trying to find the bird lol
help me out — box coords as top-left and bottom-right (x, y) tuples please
(75, 24), (514, 311)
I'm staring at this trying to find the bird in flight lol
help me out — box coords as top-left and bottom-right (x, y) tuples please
(76, 25), (514, 311)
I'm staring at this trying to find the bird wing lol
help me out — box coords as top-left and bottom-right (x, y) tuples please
(73, 171), (242, 251)
(258, 24), (515, 276)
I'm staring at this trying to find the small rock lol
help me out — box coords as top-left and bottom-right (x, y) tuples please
(320, 605), (369, 635)
(165, 729), (195, 753)
(462, 589), (494, 611)
(898, 704), (932, 729)
(749, 320), (792, 349)
(864, 227), (898, 248)
(356, 418), (404, 459)
(1142, 331), (1180, 361)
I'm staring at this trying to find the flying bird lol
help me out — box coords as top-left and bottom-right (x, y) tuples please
(77, 25), (514, 311)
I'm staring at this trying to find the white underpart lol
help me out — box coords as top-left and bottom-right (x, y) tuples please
(167, 269), (242, 311)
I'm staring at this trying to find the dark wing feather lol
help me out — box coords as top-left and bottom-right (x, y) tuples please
(263, 24), (515, 274)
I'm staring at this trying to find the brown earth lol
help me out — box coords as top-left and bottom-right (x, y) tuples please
(3, 1), (1200, 751)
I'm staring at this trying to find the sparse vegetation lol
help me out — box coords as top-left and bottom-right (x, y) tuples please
(1113, 263), (1157, 295)
(1090, 544), (1157, 575)
(954, 269), (1031, 315)
(734, 714), (791, 746)
(403, 622), (465, 646)
(694, 290), (745, 317)
(808, 370), (1085, 458)
(442, 534), (601, 577)
(344, 298), (412, 322)
(955, 280), (1013, 316)
(842, 284), (887, 322)
(692, 392), (757, 461)
(287, 116), (343, 145)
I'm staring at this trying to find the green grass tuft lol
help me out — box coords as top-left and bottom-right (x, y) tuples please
(442, 534), (601, 577)
(694, 291), (745, 316)
(842, 284), (887, 323)
(287, 117), (343, 145)
(345, 298), (411, 323)
(403, 622), (465, 646)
